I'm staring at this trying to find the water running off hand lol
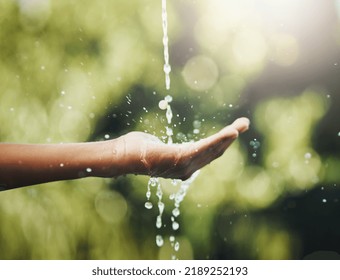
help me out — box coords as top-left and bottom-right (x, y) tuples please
(144, 0), (199, 260)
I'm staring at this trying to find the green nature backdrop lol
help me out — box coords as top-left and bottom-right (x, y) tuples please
(0, 0), (339, 259)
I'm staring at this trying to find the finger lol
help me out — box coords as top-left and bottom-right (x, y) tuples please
(187, 133), (234, 167)
(214, 117), (250, 141)
(186, 118), (249, 167)
(228, 117), (250, 133)
(179, 139), (233, 179)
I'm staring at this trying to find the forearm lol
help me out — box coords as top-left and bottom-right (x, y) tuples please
(0, 141), (119, 190)
(0, 118), (250, 190)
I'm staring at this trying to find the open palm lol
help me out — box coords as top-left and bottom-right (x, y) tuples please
(118, 117), (250, 180)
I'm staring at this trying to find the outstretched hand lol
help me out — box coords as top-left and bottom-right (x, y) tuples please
(0, 117), (249, 190)
(115, 117), (250, 180)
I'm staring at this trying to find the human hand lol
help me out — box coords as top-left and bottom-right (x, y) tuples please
(0, 118), (249, 189)
(114, 117), (250, 180)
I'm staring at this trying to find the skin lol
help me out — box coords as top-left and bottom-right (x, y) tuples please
(0, 117), (249, 191)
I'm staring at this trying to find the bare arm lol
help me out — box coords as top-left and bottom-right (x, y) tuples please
(0, 141), (117, 189)
(0, 117), (249, 191)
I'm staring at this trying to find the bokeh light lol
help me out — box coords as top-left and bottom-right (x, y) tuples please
(0, 0), (339, 260)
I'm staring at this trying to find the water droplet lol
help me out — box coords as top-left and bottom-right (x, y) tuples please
(126, 95), (132, 104)
(322, 199), (327, 203)
(156, 186), (163, 199)
(104, 134), (110, 139)
(250, 139), (261, 149)
(166, 127), (173, 137)
(150, 178), (158, 187)
(172, 221), (179, 230)
(158, 100), (168, 110)
(158, 201), (165, 215)
(172, 207), (180, 217)
(156, 235), (164, 247)
(163, 64), (171, 74)
(146, 190), (151, 200)
(174, 241), (180, 251)
(145, 201), (153, 209)
(165, 95), (173, 103)
(171, 179), (179, 186)
(176, 132), (187, 142)
(193, 120), (201, 129)
(156, 215), (162, 228)
(166, 106), (173, 125)
(169, 235), (175, 242)
(304, 153), (312, 160)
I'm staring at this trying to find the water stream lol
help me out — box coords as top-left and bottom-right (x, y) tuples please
(162, 0), (171, 90)
(143, 0), (199, 259)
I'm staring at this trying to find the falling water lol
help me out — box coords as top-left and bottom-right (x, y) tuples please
(144, 0), (199, 259)
(144, 0), (173, 249)
(170, 171), (200, 231)
(162, 0), (171, 90)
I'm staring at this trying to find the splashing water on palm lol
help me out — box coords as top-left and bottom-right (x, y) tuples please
(143, 0), (200, 260)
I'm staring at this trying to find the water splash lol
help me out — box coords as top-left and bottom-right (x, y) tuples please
(170, 170), (199, 232)
(147, 98), (199, 257)
(144, 0), (200, 259)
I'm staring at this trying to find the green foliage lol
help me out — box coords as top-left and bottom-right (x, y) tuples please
(0, 0), (339, 260)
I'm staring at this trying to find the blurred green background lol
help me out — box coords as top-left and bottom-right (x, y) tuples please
(0, 0), (340, 260)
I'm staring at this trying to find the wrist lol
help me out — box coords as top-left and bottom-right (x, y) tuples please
(84, 140), (119, 178)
